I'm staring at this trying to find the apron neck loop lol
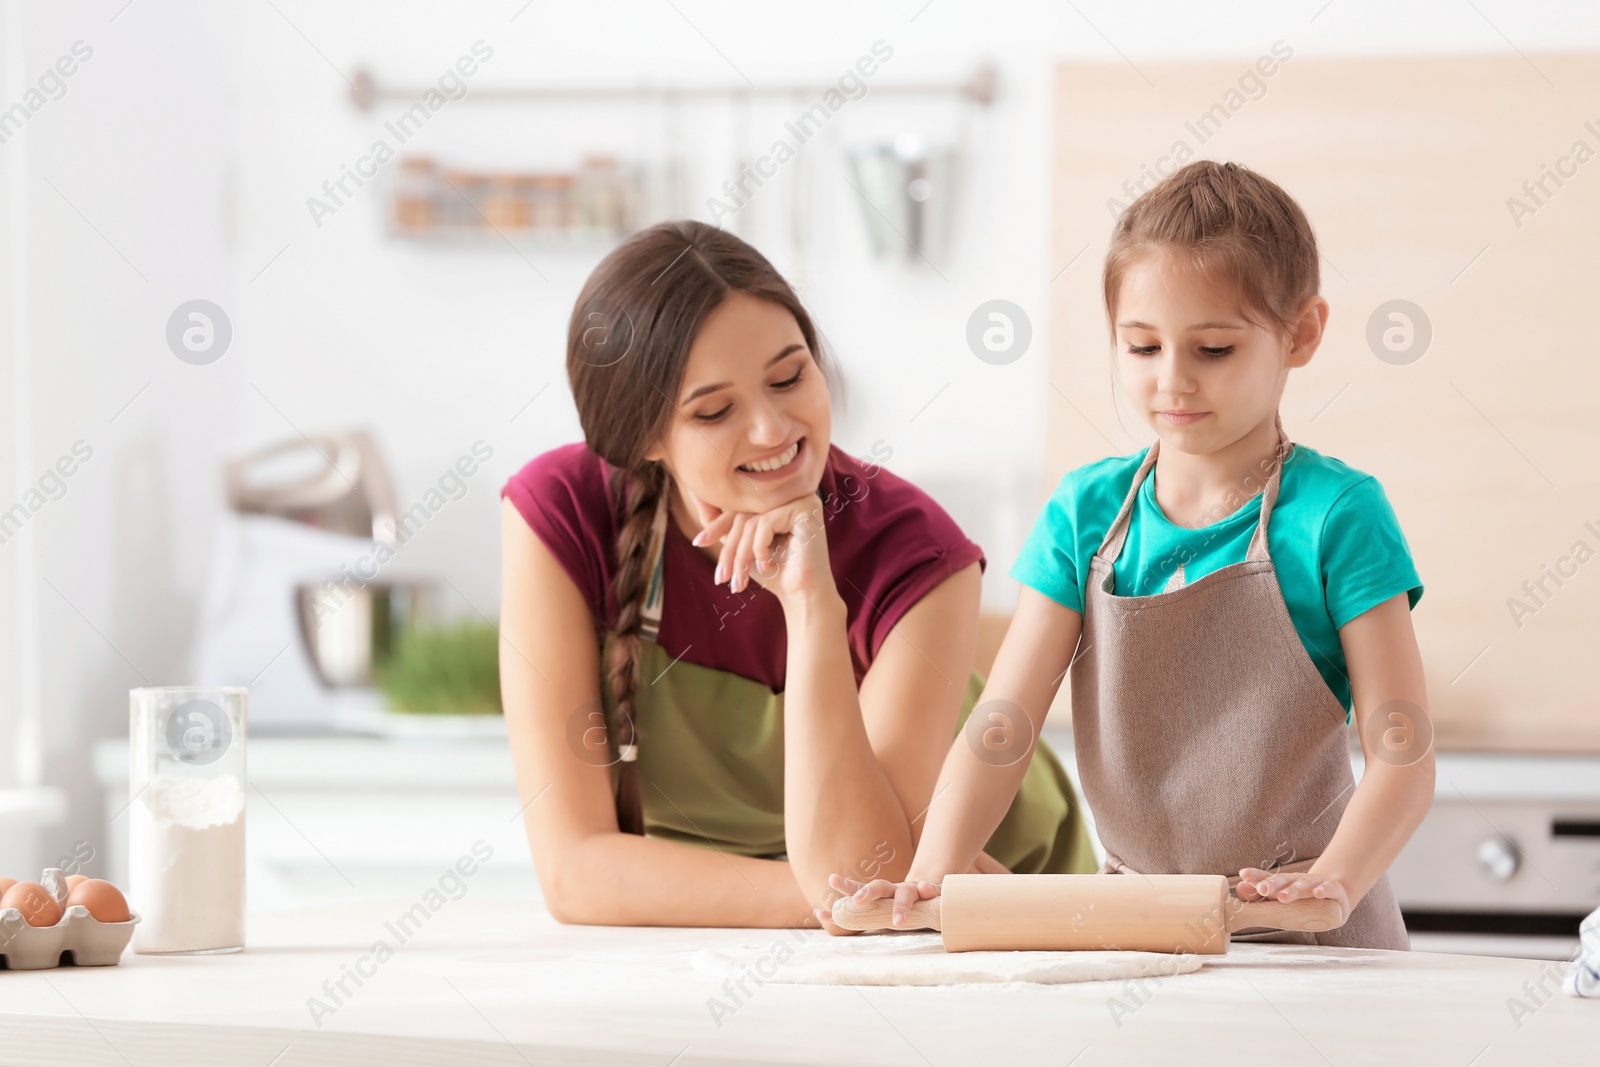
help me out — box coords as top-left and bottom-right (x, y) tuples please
(1097, 412), (1293, 566)
(1244, 413), (1291, 563)
(1098, 439), (1160, 564)
(638, 469), (672, 643)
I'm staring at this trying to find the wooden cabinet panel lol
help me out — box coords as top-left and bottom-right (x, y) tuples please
(1050, 53), (1600, 750)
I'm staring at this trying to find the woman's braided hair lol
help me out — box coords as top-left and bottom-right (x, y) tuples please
(565, 220), (834, 835)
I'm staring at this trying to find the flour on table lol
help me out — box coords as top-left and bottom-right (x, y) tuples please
(691, 932), (1203, 986)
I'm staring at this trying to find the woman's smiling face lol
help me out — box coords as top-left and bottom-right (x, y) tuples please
(1113, 248), (1319, 454)
(644, 290), (832, 516)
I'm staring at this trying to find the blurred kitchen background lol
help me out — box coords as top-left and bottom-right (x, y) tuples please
(3, 1), (1599, 961)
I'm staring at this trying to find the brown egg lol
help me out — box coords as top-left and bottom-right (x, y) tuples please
(65, 879), (130, 924)
(0, 880), (63, 927)
(64, 874), (88, 890)
(0, 877), (15, 896)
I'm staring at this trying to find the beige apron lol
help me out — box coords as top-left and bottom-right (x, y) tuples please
(1070, 414), (1409, 949)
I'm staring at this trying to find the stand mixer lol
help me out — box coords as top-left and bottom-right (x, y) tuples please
(182, 430), (429, 731)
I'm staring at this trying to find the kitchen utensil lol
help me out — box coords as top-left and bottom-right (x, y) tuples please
(829, 873), (1344, 955)
(185, 429), (410, 729)
(226, 430), (397, 545)
(846, 135), (956, 266)
(294, 579), (431, 688)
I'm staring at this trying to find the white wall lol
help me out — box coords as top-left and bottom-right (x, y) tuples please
(3, 0), (238, 872)
(5, 0), (1600, 876)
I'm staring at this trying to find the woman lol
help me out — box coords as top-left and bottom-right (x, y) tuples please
(498, 220), (1095, 933)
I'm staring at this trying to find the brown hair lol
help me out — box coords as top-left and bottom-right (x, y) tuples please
(1102, 160), (1319, 340)
(565, 219), (834, 835)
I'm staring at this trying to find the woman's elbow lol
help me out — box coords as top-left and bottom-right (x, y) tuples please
(539, 844), (599, 925)
(543, 882), (584, 925)
(545, 877), (611, 925)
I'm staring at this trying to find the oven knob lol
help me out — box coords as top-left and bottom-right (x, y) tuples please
(1476, 836), (1520, 882)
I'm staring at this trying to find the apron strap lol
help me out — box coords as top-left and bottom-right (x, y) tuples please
(1244, 413), (1292, 564)
(638, 480), (670, 643)
(1163, 561), (1187, 592)
(1097, 412), (1294, 569)
(1097, 440), (1161, 563)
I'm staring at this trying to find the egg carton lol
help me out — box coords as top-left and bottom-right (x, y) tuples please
(0, 867), (139, 971)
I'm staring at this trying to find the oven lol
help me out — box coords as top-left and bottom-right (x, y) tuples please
(1370, 750), (1600, 960)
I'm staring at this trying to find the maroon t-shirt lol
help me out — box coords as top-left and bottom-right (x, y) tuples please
(501, 443), (985, 692)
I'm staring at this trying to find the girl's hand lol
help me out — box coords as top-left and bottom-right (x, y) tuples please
(813, 851), (1010, 929)
(819, 872), (942, 931)
(1235, 867), (1352, 925)
(687, 487), (833, 609)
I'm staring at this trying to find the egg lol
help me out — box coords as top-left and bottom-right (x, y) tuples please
(65, 879), (131, 924)
(0, 880), (63, 927)
(64, 874), (87, 890)
(0, 877), (15, 896)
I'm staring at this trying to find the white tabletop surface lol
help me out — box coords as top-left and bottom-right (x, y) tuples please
(0, 896), (1592, 1066)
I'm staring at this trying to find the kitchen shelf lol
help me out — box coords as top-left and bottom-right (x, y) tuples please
(385, 225), (626, 253)
(388, 155), (644, 249)
(349, 65), (998, 111)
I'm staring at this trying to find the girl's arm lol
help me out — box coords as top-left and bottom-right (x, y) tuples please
(827, 587), (1084, 927)
(1237, 592), (1435, 916)
(501, 499), (817, 927)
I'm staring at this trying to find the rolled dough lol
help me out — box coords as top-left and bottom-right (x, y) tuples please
(691, 932), (1204, 987)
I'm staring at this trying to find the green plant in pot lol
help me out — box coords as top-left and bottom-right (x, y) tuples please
(375, 619), (502, 716)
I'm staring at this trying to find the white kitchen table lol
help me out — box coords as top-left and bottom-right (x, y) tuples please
(0, 896), (1590, 1065)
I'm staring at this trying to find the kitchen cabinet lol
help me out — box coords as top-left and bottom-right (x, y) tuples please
(91, 735), (544, 914)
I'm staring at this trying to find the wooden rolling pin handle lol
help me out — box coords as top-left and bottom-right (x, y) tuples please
(1225, 895), (1345, 933)
(828, 895), (943, 933)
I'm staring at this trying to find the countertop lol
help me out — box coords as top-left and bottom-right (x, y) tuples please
(0, 897), (1591, 1066)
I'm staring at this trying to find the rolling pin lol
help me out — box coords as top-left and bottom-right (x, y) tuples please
(829, 874), (1343, 955)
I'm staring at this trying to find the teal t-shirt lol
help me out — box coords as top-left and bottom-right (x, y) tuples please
(1009, 442), (1423, 721)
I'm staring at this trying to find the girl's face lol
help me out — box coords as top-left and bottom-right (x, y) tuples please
(644, 290), (832, 520)
(1112, 249), (1324, 455)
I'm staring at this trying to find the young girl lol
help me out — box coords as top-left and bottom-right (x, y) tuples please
(826, 161), (1434, 950)
(499, 221), (1097, 933)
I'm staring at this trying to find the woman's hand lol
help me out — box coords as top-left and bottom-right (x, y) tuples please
(813, 851), (1010, 930)
(687, 486), (834, 609)
(1235, 866), (1352, 926)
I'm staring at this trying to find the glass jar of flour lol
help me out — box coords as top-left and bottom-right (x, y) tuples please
(128, 687), (246, 954)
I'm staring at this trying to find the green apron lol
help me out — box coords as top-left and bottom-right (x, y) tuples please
(597, 488), (1097, 875)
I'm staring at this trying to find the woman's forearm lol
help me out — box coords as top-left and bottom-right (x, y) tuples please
(553, 831), (816, 927)
(779, 592), (920, 916)
(1310, 753), (1435, 904)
